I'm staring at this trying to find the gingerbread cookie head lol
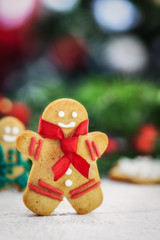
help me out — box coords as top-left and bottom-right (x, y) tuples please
(40, 98), (88, 137)
(0, 116), (25, 146)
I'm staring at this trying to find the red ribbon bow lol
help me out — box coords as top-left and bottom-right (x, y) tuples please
(38, 117), (90, 181)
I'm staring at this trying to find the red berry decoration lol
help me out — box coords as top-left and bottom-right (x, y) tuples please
(134, 124), (159, 154)
(139, 124), (158, 140)
(0, 96), (31, 126)
(105, 137), (119, 154)
(51, 36), (87, 71)
(9, 102), (31, 126)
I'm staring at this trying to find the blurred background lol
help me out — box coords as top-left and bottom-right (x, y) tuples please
(1, 0), (160, 179)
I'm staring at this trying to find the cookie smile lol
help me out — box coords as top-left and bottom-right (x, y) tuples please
(3, 134), (17, 143)
(58, 122), (76, 128)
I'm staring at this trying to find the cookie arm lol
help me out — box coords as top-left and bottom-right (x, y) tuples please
(85, 132), (108, 161)
(78, 132), (108, 179)
(16, 130), (44, 162)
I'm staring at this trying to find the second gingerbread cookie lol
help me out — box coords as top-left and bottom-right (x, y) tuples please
(16, 98), (108, 216)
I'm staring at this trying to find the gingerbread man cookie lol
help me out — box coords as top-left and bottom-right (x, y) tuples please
(16, 99), (108, 215)
(0, 116), (30, 190)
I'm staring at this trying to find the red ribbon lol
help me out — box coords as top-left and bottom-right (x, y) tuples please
(38, 117), (90, 181)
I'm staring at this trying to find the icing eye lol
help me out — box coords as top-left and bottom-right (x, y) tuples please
(4, 126), (11, 134)
(72, 111), (77, 118)
(58, 111), (65, 118)
(12, 127), (20, 135)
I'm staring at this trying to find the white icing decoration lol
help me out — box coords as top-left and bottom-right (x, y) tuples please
(3, 135), (17, 143)
(118, 156), (160, 179)
(65, 180), (72, 187)
(58, 122), (75, 128)
(58, 111), (65, 117)
(72, 111), (77, 118)
(4, 126), (11, 134)
(65, 168), (72, 175)
(12, 127), (20, 135)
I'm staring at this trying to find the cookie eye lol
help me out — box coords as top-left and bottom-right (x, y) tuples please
(4, 126), (11, 134)
(12, 127), (20, 135)
(72, 111), (77, 118)
(58, 111), (65, 118)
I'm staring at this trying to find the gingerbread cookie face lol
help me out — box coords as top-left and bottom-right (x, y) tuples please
(0, 117), (24, 145)
(0, 116), (30, 190)
(16, 98), (108, 215)
(42, 99), (88, 137)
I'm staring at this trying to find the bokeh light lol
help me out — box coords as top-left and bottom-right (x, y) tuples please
(92, 0), (141, 32)
(41, 0), (79, 12)
(103, 36), (148, 73)
(0, 0), (37, 29)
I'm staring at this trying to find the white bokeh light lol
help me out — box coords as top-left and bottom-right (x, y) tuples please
(41, 0), (79, 12)
(103, 36), (148, 73)
(92, 0), (141, 32)
(0, 0), (36, 29)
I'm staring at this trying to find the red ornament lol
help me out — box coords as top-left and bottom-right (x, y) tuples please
(138, 124), (158, 140)
(134, 124), (158, 154)
(51, 36), (87, 71)
(105, 137), (119, 154)
(9, 102), (31, 126)
(0, 96), (31, 126)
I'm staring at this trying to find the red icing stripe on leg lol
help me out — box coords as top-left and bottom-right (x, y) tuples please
(38, 180), (63, 195)
(71, 181), (101, 199)
(29, 137), (36, 155)
(70, 179), (96, 195)
(86, 139), (95, 160)
(28, 183), (63, 201)
(34, 139), (43, 160)
(92, 141), (101, 158)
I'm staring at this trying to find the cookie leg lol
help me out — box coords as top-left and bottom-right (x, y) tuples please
(23, 186), (62, 216)
(67, 185), (103, 215)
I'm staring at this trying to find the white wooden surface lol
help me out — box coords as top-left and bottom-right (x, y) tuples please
(0, 179), (160, 240)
